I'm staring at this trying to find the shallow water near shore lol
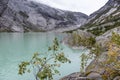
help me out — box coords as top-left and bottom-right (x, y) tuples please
(0, 32), (88, 80)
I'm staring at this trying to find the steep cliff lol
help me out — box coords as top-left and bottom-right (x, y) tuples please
(80, 0), (120, 36)
(0, 0), (88, 32)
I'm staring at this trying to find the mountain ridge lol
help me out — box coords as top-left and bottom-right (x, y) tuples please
(80, 0), (120, 35)
(0, 0), (88, 32)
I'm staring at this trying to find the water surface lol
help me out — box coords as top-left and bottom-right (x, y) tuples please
(0, 32), (88, 80)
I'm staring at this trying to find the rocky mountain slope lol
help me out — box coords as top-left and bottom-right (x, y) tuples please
(80, 0), (120, 36)
(0, 0), (88, 32)
(61, 1), (120, 79)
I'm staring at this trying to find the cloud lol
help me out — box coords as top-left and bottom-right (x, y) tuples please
(33, 0), (108, 15)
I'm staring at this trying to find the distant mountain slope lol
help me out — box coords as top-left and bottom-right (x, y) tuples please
(0, 0), (88, 32)
(80, 0), (120, 35)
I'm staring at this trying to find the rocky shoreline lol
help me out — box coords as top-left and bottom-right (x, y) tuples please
(61, 27), (120, 80)
(60, 72), (120, 80)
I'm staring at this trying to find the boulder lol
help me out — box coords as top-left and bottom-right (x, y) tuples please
(60, 72), (87, 80)
(87, 72), (102, 80)
(113, 76), (120, 80)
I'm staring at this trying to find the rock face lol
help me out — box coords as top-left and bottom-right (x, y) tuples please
(60, 72), (87, 80)
(63, 30), (94, 48)
(60, 72), (102, 80)
(80, 0), (120, 36)
(0, 0), (88, 32)
(61, 0), (120, 80)
(113, 76), (120, 80)
(96, 26), (120, 50)
(61, 50), (120, 80)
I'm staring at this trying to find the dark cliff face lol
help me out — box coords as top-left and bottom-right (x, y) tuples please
(0, 0), (9, 17)
(0, 0), (88, 32)
(80, 0), (120, 36)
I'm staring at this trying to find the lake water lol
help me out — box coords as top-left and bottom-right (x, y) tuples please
(0, 32), (88, 80)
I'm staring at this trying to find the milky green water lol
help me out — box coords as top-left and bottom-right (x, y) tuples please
(0, 32), (88, 80)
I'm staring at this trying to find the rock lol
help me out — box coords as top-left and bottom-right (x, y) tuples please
(63, 30), (94, 48)
(96, 26), (120, 51)
(0, 0), (88, 32)
(113, 76), (120, 80)
(60, 72), (86, 80)
(61, 42), (120, 80)
(60, 72), (102, 80)
(85, 52), (108, 74)
(80, 0), (120, 36)
(85, 50), (120, 80)
(76, 77), (88, 80)
(87, 72), (102, 80)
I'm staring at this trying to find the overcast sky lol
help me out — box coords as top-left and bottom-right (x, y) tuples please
(33, 0), (108, 15)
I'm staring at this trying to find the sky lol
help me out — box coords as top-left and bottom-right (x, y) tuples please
(33, 0), (108, 15)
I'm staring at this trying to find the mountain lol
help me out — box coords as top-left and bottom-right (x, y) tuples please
(80, 0), (120, 36)
(0, 0), (88, 32)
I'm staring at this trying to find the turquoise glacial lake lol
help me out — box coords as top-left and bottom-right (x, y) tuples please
(0, 32), (88, 80)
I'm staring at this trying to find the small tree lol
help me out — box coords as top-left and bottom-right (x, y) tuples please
(80, 53), (94, 73)
(90, 44), (102, 57)
(18, 38), (71, 80)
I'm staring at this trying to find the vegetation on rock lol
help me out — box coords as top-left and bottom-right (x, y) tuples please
(87, 21), (120, 36)
(85, 32), (120, 80)
(18, 32), (120, 80)
(68, 31), (96, 48)
(101, 32), (120, 79)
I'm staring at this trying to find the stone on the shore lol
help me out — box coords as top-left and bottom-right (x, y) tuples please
(113, 76), (120, 80)
(87, 72), (102, 80)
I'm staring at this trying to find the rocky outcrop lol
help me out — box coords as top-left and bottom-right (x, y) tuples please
(62, 25), (120, 80)
(61, 49), (120, 80)
(113, 76), (120, 80)
(63, 30), (95, 48)
(61, 0), (120, 80)
(60, 72), (87, 80)
(60, 72), (102, 80)
(85, 50), (120, 80)
(0, 0), (88, 32)
(80, 0), (120, 36)
(61, 53), (107, 80)
(96, 26), (120, 50)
